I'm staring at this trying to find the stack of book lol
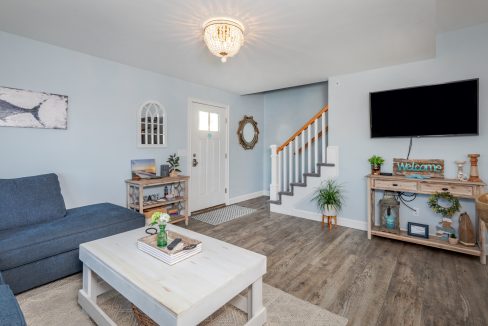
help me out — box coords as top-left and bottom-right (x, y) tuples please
(137, 231), (202, 265)
(167, 208), (179, 218)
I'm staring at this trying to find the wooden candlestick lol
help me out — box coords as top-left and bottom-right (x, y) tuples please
(468, 154), (481, 182)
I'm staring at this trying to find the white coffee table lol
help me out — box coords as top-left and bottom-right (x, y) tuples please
(78, 225), (266, 326)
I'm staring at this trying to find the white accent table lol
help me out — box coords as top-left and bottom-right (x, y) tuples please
(78, 226), (267, 326)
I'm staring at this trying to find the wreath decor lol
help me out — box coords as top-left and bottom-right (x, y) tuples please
(428, 192), (461, 217)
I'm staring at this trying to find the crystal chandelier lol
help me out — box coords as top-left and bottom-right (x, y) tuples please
(202, 17), (245, 63)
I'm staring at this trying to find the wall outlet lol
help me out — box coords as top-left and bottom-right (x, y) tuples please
(412, 207), (420, 217)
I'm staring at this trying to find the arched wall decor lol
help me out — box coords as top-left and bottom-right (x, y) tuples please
(138, 101), (167, 147)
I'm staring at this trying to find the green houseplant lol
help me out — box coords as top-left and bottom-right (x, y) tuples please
(167, 153), (181, 177)
(368, 155), (385, 175)
(312, 179), (345, 216)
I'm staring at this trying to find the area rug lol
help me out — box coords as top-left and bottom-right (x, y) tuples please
(16, 274), (347, 326)
(191, 205), (257, 225)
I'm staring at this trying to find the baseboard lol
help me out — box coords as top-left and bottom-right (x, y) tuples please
(228, 190), (268, 205)
(270, 205), (367, 231)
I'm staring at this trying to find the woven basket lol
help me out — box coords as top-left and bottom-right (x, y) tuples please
(476, 193), (488, 224)
(132, 304), (158, 326)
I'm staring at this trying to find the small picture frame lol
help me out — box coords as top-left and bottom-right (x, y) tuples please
(407, 222), (429, 239)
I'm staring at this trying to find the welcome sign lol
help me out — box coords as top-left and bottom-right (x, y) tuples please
(393, 158), (444, 178)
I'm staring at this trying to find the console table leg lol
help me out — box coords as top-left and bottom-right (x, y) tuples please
(480, 221), (486, 265)
(367, 182), (373, 240)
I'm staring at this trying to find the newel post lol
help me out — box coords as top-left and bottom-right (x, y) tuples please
(270, 145), (279, 201)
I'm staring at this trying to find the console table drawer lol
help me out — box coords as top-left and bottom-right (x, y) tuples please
(373, 179), (417, 192)
(419, 183), (473, 197)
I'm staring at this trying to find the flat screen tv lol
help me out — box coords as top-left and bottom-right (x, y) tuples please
(370, 79), (479, 138)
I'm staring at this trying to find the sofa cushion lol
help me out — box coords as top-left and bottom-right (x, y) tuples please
(0, 203), (143, 271)
(0, 285), (26, 326)
(0, 174), (66, 231)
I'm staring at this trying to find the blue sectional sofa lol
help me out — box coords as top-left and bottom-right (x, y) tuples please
(0, 173), (144, 296)
(0, 271), (26, 326)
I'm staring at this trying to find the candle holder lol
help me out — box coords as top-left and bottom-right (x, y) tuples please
(468, 154), (481, 182)
(455, 160), (466, 181)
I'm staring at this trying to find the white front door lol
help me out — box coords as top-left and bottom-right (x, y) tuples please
(189, 101), (227, 212)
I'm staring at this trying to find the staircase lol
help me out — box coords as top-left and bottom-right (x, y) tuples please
(269, 105), (340, 219)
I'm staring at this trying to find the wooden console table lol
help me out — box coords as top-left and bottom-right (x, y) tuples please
(126, 176), (189, 226)
(366, 174), (486, 264)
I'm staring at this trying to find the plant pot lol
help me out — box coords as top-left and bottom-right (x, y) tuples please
(371, 165), (381, 175)
(169, 171), (179, 178)
(448, 237), (459, 245)
(323, 208), (337, 216)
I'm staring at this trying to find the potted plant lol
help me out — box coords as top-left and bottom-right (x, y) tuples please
(167, 153), (181, 177)
(312, 179), (345, 216)
(449, 233), (459, 245)
(368, 155), (385, 175)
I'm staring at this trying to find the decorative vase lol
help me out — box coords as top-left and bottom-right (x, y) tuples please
(455, 160), (466, 181)
(371, 165), (381, 175)
(468, 154), (481, 182)
(157, 224), (167, 248)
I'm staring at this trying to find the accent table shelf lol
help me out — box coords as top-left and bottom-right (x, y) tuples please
(366, 174), (486, 264)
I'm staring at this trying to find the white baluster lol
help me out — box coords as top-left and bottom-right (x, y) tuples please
(288, 141), (293, 185)
(284, 146), (288, 191)
(278, 150), (282, 192)
(294, 137), (299, 184)
(301, 132), (305, 182)
(307, 124), (312, 173)
(270, 145), (278, 201)
(321, 112), (326, 163)
(314, 120), (318, 172)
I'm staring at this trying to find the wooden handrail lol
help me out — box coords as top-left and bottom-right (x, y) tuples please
(296, 126), (329, 154)
(276, 105), (329, 153)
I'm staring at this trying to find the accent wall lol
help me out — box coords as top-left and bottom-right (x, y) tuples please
(0, 31), (264, 209)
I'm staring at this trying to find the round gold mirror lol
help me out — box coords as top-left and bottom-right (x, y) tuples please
(237, 116), (259, 150)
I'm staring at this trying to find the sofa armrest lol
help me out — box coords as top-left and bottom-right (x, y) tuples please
(0, 285), (26, 326)
(0, 271), (4, 285)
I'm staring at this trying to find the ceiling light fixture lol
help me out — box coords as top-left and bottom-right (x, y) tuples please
(202, 17), (245, 63)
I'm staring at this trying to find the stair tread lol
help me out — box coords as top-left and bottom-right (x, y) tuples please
(303, 173), (320, 177)
(317, 163), (335, 167)
(269, 200), (281, 205)
(290, 182), (307, 187)
(279, 191), (293, 196)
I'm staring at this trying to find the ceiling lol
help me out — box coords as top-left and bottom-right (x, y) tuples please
(0, 0), (487, 95)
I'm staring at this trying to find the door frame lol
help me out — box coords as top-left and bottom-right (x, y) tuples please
(187, 98), (230, 214)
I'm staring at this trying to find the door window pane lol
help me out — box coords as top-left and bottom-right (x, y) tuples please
(199, 111), (209, 131)
(209, 113), (219, 132)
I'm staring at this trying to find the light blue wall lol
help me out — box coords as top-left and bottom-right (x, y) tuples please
(329, 23), (488, 232)
(262, 83), (328, 190)
(0, 31), (264, 208)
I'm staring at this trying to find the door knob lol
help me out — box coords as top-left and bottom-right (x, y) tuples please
(192, 158), (199, 167)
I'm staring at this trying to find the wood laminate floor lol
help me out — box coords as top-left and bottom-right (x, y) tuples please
(183, 197), (488, 326)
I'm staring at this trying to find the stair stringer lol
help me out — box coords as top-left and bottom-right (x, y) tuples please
(270, 146), (366, 231)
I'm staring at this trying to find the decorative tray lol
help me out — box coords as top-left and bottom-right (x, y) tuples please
(137, 231), (202, 265)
